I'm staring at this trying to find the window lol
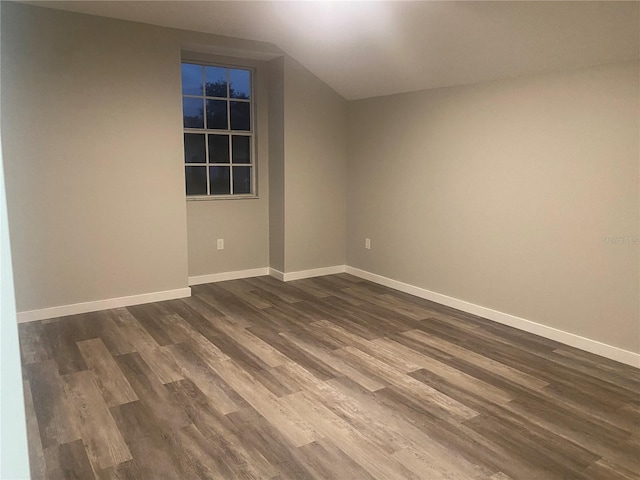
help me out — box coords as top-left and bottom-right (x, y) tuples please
(181, 62), (255, 197)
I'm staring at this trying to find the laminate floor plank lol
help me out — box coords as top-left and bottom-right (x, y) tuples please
(18, 274), (639, 480)
(19, 321), (52, 365)
(416, 320), (638, 403)
(167, 343), (243, 415)
(24, 360), (82, 449)
(392, 445), (476, 480)
(399, 329), (551, 390)
(225, 407), (312, 478)
(177, 295), (227, 324)
(76, 338), (138, 408)
(44, 439), (96, 480)
(272, 362), (408, 454)
(279, 390), (420, 480)
(61, 370), (132, 471)
(208, 359), (323, 448)
(336, 345), (479, 421)
(97, 459), (143, 480)
(244, 276), (309, 304)
(215, 280), (275, 310)
(327, 376), (495, 479)
(121, 432), (184, 480)
(42, 321), (88, 375)
(91, 311), (137, 356)
(341, 286), (429, 321)
(287, 278), (333, 298)
(249, 326), (342, 381)
(279, 330), (387, 392)
(214, 318), (290, 368)
(114, 352), (191, 432)
(295, 439), (377, 480)
(126, 303), (189, 346)
(180, 402), (271, 479)
(115, 316), (185, 384)
(109, 400), (162, 444)
(23, 379), (47, 480)
(165, 313), (231, 365)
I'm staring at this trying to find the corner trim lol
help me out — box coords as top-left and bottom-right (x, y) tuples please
(345, 266), (640, 368)
(269, 268), (285, 281)
(17, 287), (192, 323)
(270, 265), (346, 282)
(189, 268), (269, 286)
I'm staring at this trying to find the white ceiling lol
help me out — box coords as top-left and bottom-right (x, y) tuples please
(26, 1), (640, 100)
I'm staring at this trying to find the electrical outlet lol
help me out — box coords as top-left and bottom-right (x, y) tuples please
(217, 239), (224, 250)
(365, 238), (371, 250)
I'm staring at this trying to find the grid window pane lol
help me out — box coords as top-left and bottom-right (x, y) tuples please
(232, 136), (251, 164)
(182, 62), (254, 198)
(206, 66), (227, 97)
(181, 64), (202, 95)
(183, 97), (204, 128)
(208, 134), (230, 163)
(206, 100), (228, 130)
(185, 166), (207, 195)
(210, 166), (231, 195)
(229, 69), (251, 99)
(233, 166), (252, 194)
(230, 101), (250, 131)
(184, 134), (206, 163)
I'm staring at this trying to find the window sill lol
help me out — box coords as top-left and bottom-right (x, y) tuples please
(187, 194), (259, 201)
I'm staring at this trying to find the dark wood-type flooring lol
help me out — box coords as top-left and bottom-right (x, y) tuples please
(19, 274), (640, 479)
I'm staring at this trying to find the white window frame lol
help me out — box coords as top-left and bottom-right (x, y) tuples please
(182, 60), (257, 200)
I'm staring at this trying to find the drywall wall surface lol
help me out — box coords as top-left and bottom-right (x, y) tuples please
(182, 53), (270, 278)
(347, 61), (640, 353)
(1, 3), (286, 309)
(1, 3), (190, 311)
(283, 56), (348, 272)
(268, 56), (285, 272)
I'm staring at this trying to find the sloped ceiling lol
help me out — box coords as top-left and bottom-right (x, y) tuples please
(25, 1), (640, 100)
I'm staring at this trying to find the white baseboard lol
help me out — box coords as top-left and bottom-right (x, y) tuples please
(269, 268), (285, 281)
(16, 263), (637, 368)
(270, 265), (346, 282)
(17, 287), (192, 323)
(189, 267), (269, 286)
(345, 266), (640, 368)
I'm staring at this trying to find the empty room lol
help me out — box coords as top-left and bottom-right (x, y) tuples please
(0, 1), (638, 479)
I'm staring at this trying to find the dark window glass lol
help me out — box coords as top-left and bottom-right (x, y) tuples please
(183, 97), (204, 128)
(233, 167), (251, 194)
(210, 166), (230, 195)
(182, 63), (254, 198)
(205, 66), (227, 97)
(206, 100), (227, 130)
(230, 101), (250, 131)
(185, 166), (207, 195)
(208, 134), (229, 163)
(181, 64), (202, 95)
(232, 136), (250, 164)
(184, 134), (206, 163)
(229, 69), (250, 99)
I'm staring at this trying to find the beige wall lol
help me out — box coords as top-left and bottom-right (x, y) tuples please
(268, 57), (286, 272)
(1, 3), (349, 314)
(1, 3), (282, 310)
(347, 61), (640, 353)
(283, 56), (347, 272)
(2, 3), (190, 311)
